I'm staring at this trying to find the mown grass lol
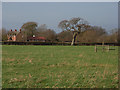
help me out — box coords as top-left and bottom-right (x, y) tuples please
(2, 45), (118, 88)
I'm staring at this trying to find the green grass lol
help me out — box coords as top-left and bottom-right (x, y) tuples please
(2, 45), (118, 88)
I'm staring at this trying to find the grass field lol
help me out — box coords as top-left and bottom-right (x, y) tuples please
(2, 45), (118, 88)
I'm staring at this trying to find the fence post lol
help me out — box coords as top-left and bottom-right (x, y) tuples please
(108, 45), (110, 52)
(95, 45), (97, 52)
(102, 42), (104, 52)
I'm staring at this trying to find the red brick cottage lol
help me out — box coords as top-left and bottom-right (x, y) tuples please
(7, 29), (23, 41)
(7, 29), (46, 42)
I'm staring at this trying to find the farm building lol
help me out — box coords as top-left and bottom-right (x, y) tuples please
(7, 29), (46, 42)
(27, 35), (46, 42)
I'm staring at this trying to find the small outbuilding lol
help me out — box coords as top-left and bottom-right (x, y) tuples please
(27, 35), (46, 42)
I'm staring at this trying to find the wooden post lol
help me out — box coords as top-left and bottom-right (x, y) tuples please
(95, 45), (97, 52)
(108, 45), (110, 52)
(102, 42), (104, 52)
(102, 45), (104, 52)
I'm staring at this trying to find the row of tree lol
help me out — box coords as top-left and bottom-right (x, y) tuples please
(0, 17), (118, 45)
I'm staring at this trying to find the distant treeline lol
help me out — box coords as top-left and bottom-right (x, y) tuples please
(1, 24), (118, 43)
(0, 18), (118, 44)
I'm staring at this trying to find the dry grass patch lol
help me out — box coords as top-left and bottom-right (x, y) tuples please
(78, 53), (84, 57)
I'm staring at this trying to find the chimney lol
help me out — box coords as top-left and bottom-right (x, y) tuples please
(15, 29), (17, 31)
(19, 29), (21, 32)
(10, 29), (12, 31)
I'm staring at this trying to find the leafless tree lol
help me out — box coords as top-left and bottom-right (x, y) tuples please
(77, 26), (106, 43)
(58, 17), (91, 45)
(57, 31), (73, 42)
(37, 25), (57, 42)
(0, 28), (8, 41)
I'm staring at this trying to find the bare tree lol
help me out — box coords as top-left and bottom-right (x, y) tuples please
(106, 28), (118, 43)
(57, 31), (73, 42)
(58, 17), (91, 45)
(37, 24), (47, 32)
(0, 28), (8, 41)
(0, 29), (2, 41)
(45, 29), (56, 42)
(77, 26), (106, 43)
(37, 25), (57, 42)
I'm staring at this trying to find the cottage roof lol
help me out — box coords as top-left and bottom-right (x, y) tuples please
(28, 36), (46, 40)
(8, 29), (21, 35)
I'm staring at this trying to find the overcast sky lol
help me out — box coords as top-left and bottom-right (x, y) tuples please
(2, 2), (118, 33)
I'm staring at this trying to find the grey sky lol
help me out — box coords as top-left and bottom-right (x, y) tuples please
(2, 2), (118, 33)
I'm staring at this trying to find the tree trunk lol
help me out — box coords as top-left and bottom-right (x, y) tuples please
(71, 32), (77, 46)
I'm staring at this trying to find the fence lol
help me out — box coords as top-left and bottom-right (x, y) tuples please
(95, 44), (116, 52)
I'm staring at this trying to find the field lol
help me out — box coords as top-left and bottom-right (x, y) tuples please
(2, 45), (118, 88)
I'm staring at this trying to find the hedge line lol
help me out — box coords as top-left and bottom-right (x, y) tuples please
(0, 41), (119, 46)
